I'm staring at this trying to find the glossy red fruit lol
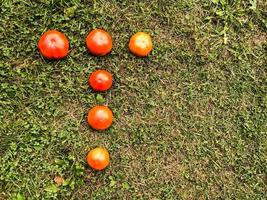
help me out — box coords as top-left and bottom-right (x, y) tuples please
(38, 30), (69, 59)
(89, 70), (113, 92)
(86, 29), (112, 56)
(87, 106), (113, 130)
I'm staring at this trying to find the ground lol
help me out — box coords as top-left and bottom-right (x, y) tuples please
(0, 0), (266, 199)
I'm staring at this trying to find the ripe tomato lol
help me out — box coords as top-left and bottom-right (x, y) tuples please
(89, 70), (113, 92)
(86, 29), (112, 56)
(38, 30), (69, 59)
(87, 105), (113, 130)
(129, 32), (152, 57)
(86, 147), (110, 170)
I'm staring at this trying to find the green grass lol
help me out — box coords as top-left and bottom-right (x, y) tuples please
(0, 0), (266, 199)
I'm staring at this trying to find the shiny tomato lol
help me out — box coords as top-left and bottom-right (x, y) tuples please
(86, 147), (110, 170)
(38, 30), (69, 59)
(86, 29), (112, 56)
(89, 70), (113, 92)
(87, 105), (113, 130)
(129, 32), (152, 57)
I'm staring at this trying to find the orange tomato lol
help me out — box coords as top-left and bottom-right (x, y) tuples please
(38, 30), (69, 59)
(87, 105), (113, 130)
(128, 32), (152, 57)
(86, 29), (112, 56)
(89, 70), (113, 92)
(86, 147), (110, 170)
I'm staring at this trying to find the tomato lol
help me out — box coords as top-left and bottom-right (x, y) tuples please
(86, 29), (112, 56)
(38, 30), (69, 59)
(86, 147), (110, 170)
(128, 32), (152, 57)
(87, 105), (113, 130)
(89, 70), (113, 92)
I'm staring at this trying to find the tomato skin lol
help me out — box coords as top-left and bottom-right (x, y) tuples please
(87, 106), (113, 130)
(129, 32), (152, 57)
(86, 147), (110, 170)
(38, 30), (69, 59)
(89, 70), (113, 92)
(86, 29), (112, 56)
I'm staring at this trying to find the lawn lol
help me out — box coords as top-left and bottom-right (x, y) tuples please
(0, 0), (266, 199)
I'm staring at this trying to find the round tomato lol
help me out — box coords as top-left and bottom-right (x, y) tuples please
(38, 30), (69, 59)
(129, 32), (152, 57)
(89, 70), (113, 92)
(86, 147), (110, 170)
(86, 29), (112, 56)
(87, 105), (113, 130)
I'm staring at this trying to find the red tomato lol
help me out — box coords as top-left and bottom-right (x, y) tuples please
(38, 30), (69, 59)
(86, 147), (110, 170)
(86, 29), (112, 56)
(87, 106), (113, 130)
(89, 70), (113, 92)
(129, 32), (152, 57)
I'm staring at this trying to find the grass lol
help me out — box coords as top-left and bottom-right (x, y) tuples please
(0, 0), (266, 199)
